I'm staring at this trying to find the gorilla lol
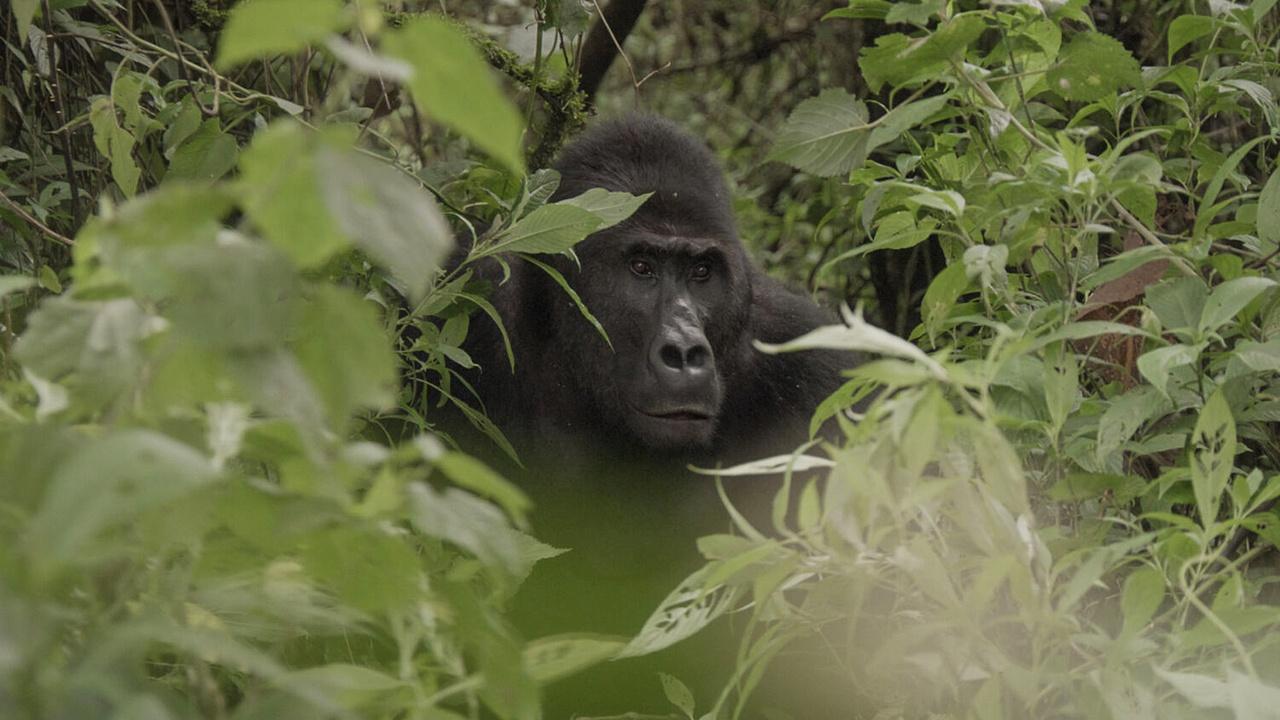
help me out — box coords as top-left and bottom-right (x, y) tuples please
(439, 116), (856, 718)
(454, 115), (850, 473)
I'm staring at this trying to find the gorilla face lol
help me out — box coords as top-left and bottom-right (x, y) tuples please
(562, 225), (752, 450)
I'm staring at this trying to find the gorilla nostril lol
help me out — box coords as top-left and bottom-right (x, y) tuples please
(660, 344), (685, 370)
(686, 345), (709, 368)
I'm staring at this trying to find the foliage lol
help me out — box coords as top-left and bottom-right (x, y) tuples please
(1, 1), (1279, 719)
(610, 0), (1280, 717)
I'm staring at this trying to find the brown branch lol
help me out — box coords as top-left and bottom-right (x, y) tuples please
(0, 189), (75, 247)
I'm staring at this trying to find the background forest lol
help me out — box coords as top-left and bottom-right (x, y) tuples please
(1, 0), (1279, 718)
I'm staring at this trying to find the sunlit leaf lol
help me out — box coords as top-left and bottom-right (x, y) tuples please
(216, 0), (347, 69)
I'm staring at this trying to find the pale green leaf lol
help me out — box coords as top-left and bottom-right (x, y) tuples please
(769, 88), (870, 177)
(523, 635), (625, 684)
(1136, 343), (1204, 398)
(557, 188), (652, 230)
(215, 0), (347, 69)
(383, 16), (526, 174)
(1257, 166), (1280, 245)
(481, 204), (601, 256)
(316, 147), (454, 302)
(1198, 276), (1276, 335)
(1189, 389), (1236, 526)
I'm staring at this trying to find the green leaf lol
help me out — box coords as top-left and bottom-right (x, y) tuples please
(14, 297), (151, 408)
(167, 118), (239, 183)
(1190, 389), (1236, 526)
(0, 275), (36, 299)
(557, 188), (652, 230)
(769, 88), (870, 177)
(26, 430), (216, 569)
(1146, 276), (1209, 333)
(433, 451), (531, 524)
(659, 673), (697, 718)
(13, 0), (37, 37)
(317, 147), (454, 302)
(616, 566), (740, 658)
(1120, 566), (1165, 635)
(1192, 135), (1272, 243)
(407, 483), (524, 577)
(302, 527), (421, 615)
(1257, 166), (1280, 245)
(858, 15), (986, 92)
(1167, 15), (1216, 61)
(89, 98), (140, 197)
(523, 634), (625, 684)
(481, 204), (601, 256)
(383, 16), (526, 174)
(215, 0), (348, 69)
(1136, 343), (1204, 398)
(824, 0), (891, 21)
(239, 122), (348, 268)
(867, 94), (951, 149)
(292, 285), (397, 423)
(1198, 277), (1276, 336)
(1047, 31), (1141, 102)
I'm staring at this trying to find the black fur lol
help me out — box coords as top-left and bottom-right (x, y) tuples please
(453, 115), (849, 473)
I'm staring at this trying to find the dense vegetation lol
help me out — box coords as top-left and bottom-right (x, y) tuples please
(1, 1), (1278, 718)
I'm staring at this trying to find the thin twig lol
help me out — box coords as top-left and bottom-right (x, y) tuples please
(0, 189), (75, 247)
(588, 0), (649, 100)
(41, 0), (84, 230)
(150, 0), (214, 116)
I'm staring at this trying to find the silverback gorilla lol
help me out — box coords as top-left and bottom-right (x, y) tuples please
(443, 116), (854, 718)
(456, 115), (849, 472)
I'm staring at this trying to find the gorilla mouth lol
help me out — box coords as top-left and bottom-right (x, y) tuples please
(639, 408), (712, 422)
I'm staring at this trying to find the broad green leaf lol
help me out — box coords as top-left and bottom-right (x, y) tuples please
(317, 147), (454, 302)
(824, 0), (891, 20)
(557, 188), (652, 230)
(277, 664), (407, 709)
(867, 94), (951, 150)
(13, 0), (37, 37)
(163, 100), (203, 157)
(1234, 339), (1280, 372)
(1198, 276), (1276, 336)
(1047, 32), (1141, 101)
(660, 673), (697, 718)
(1190, 389), (1236, 526)
(0, 275), (35, 299)
(1095, 386), (1170, 463)
(383, 16), (526, 174)
(407, 483), (524, 576)
(239, 122), (348, 268)
(523, 635), (625, 684)
(215, 0), (347, 69)
(884, 0), (944, 25)
(616, 566), (740, 658)
(167, 119), (239, 183)
(300, 527), (420, 613)
(859, 15), (985, 91)
(769, 88), (871, 177)
(292, 285), (397, 423)
(433, 451), (531, 524)
(89, 98), (140, 197)
(1120, 567), (1165, 635)
(1146, 276), (1209, 333)
(921, 261), (969, 342)
(26, 430), (216, 568)
(1192, 135), (1272, 242)
(480, 204), (601, 256)
(1136, 343), (1204, 398)
(1258, 166), (1280, 245)
(14, 297), (152, 408)
(1167, 15), (1216, 61)
(757, 309), (946, 379)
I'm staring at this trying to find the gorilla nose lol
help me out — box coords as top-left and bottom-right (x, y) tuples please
(650, 328), (714, 386)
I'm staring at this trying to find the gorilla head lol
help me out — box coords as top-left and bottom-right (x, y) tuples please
(546, 116), (755, 450)
(449, 115), (848, 467)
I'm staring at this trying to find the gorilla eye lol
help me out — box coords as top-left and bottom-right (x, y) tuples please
(690, 262), (712, 281)
(630, 258), (655, 277)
